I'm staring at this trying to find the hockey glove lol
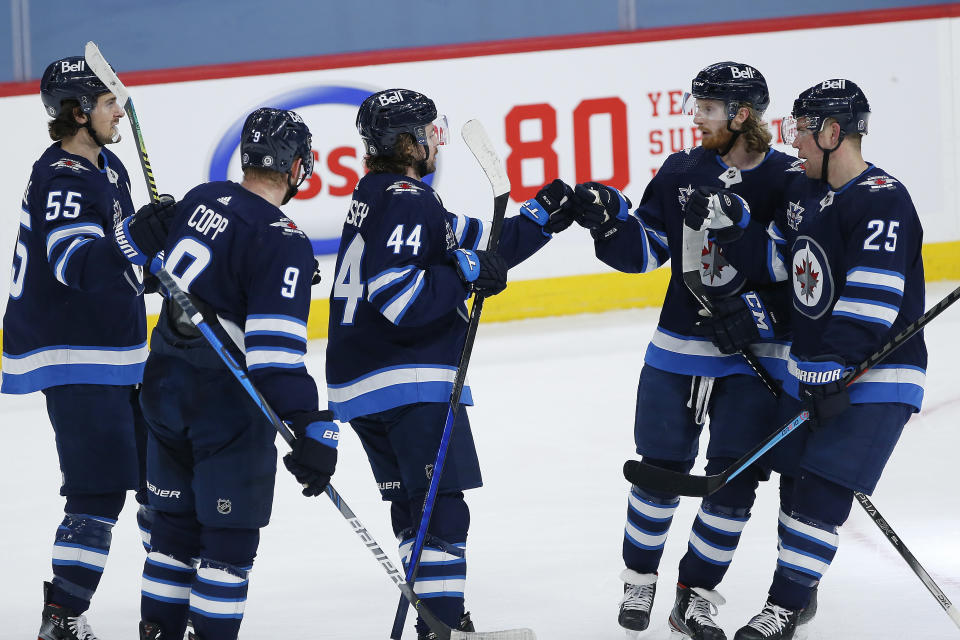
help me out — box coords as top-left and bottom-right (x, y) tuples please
(113, 195), (177, 266)
(692, 289), (787, 354)
(452, 248), (508, 297)
(682, 187), (750, 244)
(519, 178), (576, 235)
(282, 410), (339, 497)
(311, 258), (322, 285)
(796, 355), (853, 428)
(570, 182), (632, 240)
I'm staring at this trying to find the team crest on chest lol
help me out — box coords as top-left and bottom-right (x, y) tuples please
(858, 175), (898, 191)
(786, 201), (805, 230)
(791, 236), (834, 319)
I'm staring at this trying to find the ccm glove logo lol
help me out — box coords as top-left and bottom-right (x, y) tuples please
(741, 291), (772, 337)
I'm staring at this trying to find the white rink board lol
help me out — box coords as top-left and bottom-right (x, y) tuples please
(0, 16), (957, 326)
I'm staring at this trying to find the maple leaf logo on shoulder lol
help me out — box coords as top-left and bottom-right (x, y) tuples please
(678, 184), (694, 208)
(858, 175), (899, 191)
(387, 180), (423, 195)
(50, 158), (90, 173)
(270, 217), (306, 238)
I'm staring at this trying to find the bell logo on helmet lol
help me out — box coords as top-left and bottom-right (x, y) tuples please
(377, 89), (405, 106)
(730, 66), (755, 79)
(60, 59), (85, 73)
(821, 79), (846, 90)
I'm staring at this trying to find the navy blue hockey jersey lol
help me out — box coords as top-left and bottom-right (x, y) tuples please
(325, 172), (550, 422)
(723, 165), (926, 409)
(154, 181), (320, 418)
(2, 143), (146, 394)
(595, 146), (804, 378)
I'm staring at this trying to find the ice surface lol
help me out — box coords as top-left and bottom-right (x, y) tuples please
(3, 283), (959, 639)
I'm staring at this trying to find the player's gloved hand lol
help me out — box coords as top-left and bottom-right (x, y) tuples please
(452, 248), (508, 297)
(569, 182), (632, 240)
(282, 410), (339, 497)
(682, 187), (750, 244)
(796, 355), (853, 428)
(519, 179), (576, 235)
(311, 258), (322, 285)
(692, 290), (784, 354)
(113, 195), (177, 266)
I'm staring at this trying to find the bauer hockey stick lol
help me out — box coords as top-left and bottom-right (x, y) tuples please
(85, 46), (535, 640)
(624, 243), (960, 499)
(390, 119), (512, 639)
(671, 224), (960, 629)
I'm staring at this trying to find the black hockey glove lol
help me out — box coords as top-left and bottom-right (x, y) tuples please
(682, 187), (750, 244)
(311, 258), (322, 285)
(113, 195), (177, 266)
(452, 248), (508, 297)
(692, 289), (788, 354)
(569, 182), (632, 240)
(282, 410), (339, 497)
(796, 355), (853, 428)
(519, 178), (576, 235)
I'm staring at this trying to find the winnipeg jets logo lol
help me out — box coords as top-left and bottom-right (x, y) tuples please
(387, 180), (423, 195)
(678, 184), (694, 208)
(786, 201), (805, 230)
(106, 167), (119, 185)
(787, 159), (806, 172)
(819, 191), (835, 212)
(858, 175), (899, 191)
(113, 199), (122, 225)
(50, 159), (90, 173)
(718, 167), (742, 188)
(700, 240), (737, 286)
(791, 236), (834, 319)
(270, 217), (306, 238)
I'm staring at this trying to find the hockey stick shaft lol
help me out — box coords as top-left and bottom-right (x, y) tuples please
(391, 120), (510, 639)
(83, 45), (530, 640)
(676, 228), (959, 626)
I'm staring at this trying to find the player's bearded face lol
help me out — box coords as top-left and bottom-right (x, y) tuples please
(692, 99), (731, 150)
(89, 93), (124, 145)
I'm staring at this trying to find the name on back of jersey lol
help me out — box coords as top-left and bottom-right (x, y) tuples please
(187, 203), (230, 240)
(346, 198), (369, 228)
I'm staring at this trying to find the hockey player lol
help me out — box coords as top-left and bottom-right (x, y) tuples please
(688, 80), (926, 640)
(1, 56), (175, 640)
(136, 108), (336, 640)
(325, 88), (575, 639)
(565, 62), (801, 639)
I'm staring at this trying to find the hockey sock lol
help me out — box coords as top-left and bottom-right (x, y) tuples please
(401, 493), (469, 635)
(622, 458), (689, 573)
(677, 458), (762, 589)
(771, 472), (853, 610)
(140, 550), (198, 638)
(48, 493), (125, 613)
(189, 560), (250, 640)
(49, 513), (116, 613)
(137, 504), (155, 552)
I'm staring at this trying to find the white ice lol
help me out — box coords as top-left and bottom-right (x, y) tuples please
(3, 282), (960, 639)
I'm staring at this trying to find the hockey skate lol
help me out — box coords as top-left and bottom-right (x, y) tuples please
(733, 599), (803, 640)
(38, 582), (100, 640)
(668, 583), (727, 640)
(418, 611), (474, 640)
(618, 569), (657, 634)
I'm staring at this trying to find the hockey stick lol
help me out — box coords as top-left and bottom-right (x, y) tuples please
(670, 225), (960, 629)
(624, 236), (960, 498)
(84, 42), (159, 204)
(85, 45), (534, 640)
(390, 119), (513, 639)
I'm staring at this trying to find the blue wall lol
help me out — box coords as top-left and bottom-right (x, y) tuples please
(2, 0), (949, 82)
